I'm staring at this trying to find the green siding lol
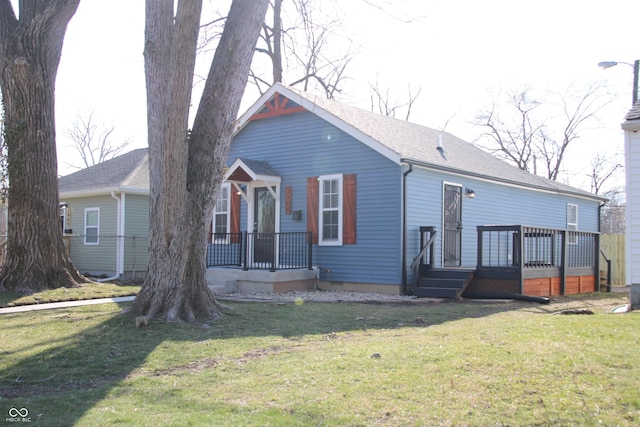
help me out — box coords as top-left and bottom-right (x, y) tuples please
(63, 195), (118, 276)
(123, 194), (149, 273)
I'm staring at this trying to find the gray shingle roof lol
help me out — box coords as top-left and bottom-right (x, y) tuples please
(237, 158), (280, 177)
(59, 84), (604, 202)
(59, 148), (149, 196)
(625, 99), (640, 121)
(277, 84), (602, 201)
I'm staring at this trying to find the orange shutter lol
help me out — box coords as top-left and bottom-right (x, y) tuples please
(343, 174), (356, 244)
(230, 188), (241, 243)
(307, 177), (319, 244)
(285, 186), (292, 215)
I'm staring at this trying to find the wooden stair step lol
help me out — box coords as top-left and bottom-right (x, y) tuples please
(418, 278), (466, 289)
(412, 287), (460, 299)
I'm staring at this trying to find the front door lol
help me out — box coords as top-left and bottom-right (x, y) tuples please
(253, 187), (276, 263)
(443, 184), (462, 267)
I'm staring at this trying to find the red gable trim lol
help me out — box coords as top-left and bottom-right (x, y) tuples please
(226, 167), (252, 182)
(250, 92), (305, 121)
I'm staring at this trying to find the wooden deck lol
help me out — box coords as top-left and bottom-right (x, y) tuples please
(411, 225), (602, 299)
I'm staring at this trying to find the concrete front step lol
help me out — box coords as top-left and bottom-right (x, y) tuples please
(206, 267), (317, 294)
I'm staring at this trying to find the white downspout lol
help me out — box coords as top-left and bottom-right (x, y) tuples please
(98, 191), (124, 282)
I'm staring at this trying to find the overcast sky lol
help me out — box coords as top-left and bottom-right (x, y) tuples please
(55, 0), (639, 192)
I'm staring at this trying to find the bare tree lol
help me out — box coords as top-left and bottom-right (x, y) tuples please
(542, 83), (615, 181)
(126, 0), (268, 324)
(369, 78), (422, 121)
(248, 0), (355, 98)
(475, 84), (614, 181)
(600, 187), (625, 234)
(475, 89), (541, 172)
(66, 111), (131, 170)
(586, 152), (623, 195)
(0, 0), (88, 293)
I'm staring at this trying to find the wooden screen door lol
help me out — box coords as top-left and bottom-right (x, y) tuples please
(443, 184), (462, 267)
(253, 187), (276, 263)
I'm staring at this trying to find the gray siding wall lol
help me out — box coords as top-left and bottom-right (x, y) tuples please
(231, 111), (403, 285)
(405, 166), (601, 277)
(63, 195), (118, 276)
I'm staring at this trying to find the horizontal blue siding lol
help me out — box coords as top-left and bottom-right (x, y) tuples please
(405, 166), (601, 277)
(232, 111), (402, 285)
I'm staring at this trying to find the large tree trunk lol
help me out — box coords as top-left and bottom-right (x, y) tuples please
(0, 0), (88, 294)
(127, 0), (268, 324)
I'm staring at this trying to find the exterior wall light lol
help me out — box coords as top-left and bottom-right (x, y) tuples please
(466, 188), (476, 198)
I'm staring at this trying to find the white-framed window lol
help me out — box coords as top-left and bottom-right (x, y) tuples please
(60, 204), (67, 234)
(84, 207), (99, 245)
(213, 183), (231, 242)
(318, 174), (343, 246)
(567, 203), (578, 245)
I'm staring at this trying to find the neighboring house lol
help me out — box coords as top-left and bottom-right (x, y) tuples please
(623, 100), (640, 307)
(59, 83), (607, 297)
(58, 149), (150, 280)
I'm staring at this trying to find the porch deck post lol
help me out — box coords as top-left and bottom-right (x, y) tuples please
(517, 226), (524, 294)
(242, 231), (249, 271)
(307, 231), (313, 270)
(560, 230), (567, 295)
(476, 226), (483, 268)
(270, 233), (276, 272)
(594, 232), (601, 292)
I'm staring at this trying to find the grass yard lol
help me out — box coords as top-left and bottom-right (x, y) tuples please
(0, 291), (638, 426)
(0, 282), (139, 308)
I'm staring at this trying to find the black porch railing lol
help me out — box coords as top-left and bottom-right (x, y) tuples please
(476, 225), (600, 293)
(410, 226), (437, 287)
(207, 231), (313, 272)
(476, 225), (598, 269)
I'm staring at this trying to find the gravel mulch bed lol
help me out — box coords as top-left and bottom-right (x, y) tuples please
(216, 290), (443, 304)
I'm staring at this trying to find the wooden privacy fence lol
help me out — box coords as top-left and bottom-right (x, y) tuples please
(600, 234), (625, 286)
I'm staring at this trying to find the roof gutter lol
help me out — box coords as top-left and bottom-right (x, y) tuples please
(401, 158), (608, 203)
(401, 164), (414, 295)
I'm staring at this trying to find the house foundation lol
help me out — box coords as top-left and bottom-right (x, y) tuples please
(206, 267), (317, 294)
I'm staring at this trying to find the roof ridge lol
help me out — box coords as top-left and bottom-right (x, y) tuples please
(266, 84), (602, 201)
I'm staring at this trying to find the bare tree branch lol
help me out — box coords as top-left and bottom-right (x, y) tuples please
(474, 84), (615, 181)
(368, 78), (422, 121)
(66, 111), (131, 170)
(586, 152), (623, 195)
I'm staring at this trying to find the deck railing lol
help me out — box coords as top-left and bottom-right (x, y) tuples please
(476, 225), (598, 270)
(476, 225), (600, 294)
(410, 226), (437, 286)
(207, 231), (313, 272)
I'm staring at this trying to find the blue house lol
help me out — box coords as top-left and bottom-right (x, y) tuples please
(208, 83), (606, 297)
(59, 83), (606, 297)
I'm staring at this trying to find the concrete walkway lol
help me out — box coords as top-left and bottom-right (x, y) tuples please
(0, 296), (136, 315)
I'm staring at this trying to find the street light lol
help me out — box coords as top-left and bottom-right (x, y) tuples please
(598, 60), (639, 106)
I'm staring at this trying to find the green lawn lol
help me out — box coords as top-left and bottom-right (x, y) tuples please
(0, 291), (638, 426)
(0, 282), (139, 308)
